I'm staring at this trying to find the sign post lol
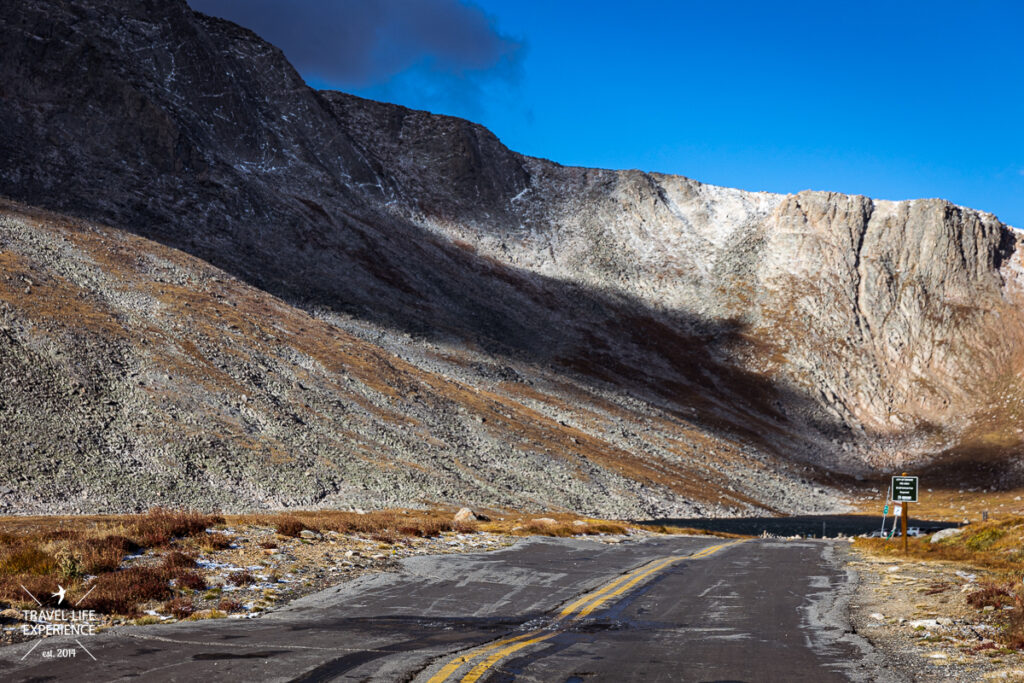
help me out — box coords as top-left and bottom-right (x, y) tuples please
(880, 479), (892, 537)
(901, 499), (908, 553)
(891, 474), (918, 554)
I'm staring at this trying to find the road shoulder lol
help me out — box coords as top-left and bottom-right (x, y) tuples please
(846, 543), (1024, 681)
(805, 542), (904, 682)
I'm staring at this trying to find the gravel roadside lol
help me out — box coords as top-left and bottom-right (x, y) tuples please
(846, 544), (1024, 681)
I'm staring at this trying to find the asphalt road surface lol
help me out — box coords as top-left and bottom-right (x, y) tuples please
(0, 536), (898, 682)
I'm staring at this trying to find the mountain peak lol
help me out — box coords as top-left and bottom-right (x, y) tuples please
(1, 0), (1021, 514)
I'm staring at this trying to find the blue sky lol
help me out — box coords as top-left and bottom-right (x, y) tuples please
(192, 1), (1024, 226)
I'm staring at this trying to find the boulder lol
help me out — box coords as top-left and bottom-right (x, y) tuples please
(930, 527), (964, 543)
(454, 507), (478, 523)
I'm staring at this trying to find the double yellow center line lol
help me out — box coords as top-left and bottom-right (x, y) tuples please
(426, 541), (740, 683)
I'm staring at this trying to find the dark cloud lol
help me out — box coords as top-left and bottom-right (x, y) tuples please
(188, 0), (524, 90)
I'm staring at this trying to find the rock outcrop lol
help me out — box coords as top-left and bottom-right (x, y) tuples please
(0, 0), (1022, 513)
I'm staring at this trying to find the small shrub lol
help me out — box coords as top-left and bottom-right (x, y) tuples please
(79, 567), (173, 615)
(968, 583), (1016, 609)
(228, 571), (256, 587)
(132, 508), (224, 548)
(162, 551), (197, 570)
(164, 597), (194, 620)
(274, 518), (306, 538)
(967, 528), (1007, 552)
(76, 535), (139, 574)
(198, 534), (233, 552)
(217, 598), (243, 613)
(0, 543), (57, 576)
(56, 552), (82, 579)
(173, 571), (206, 591)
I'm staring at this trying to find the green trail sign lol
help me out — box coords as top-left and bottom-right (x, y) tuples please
(892, 476), (918, 503)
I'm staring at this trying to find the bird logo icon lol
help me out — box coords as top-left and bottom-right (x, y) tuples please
(52, 585), (67, 605)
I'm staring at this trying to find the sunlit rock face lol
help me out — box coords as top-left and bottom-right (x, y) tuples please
(329, 89), (1024, 473)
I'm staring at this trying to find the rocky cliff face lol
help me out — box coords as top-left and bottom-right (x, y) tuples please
(0, 0), (1021, 514)
(328, 92), (1024, 473)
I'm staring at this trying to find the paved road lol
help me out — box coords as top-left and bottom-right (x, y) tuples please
(0, 537), (897, 682)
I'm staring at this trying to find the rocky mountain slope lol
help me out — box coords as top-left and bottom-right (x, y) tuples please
(1, 0), (1022, 514)
(0, 199), (826, 516)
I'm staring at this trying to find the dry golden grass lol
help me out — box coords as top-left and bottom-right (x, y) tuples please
(79, 535), (140, 574)
(132, 509), (222, 547)
(231, 509), (479, 540)
(855, 516), (1024, 575)
(638, 524), (750, 539)
(852, 484), (1024, 524)
(472, 512), (642, 538)
(497, 519), (628, 537)
(0, 543), (58, 576)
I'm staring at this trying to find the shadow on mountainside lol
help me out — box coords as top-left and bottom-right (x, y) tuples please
(918, 446), (1023, 489)
(0, 191), (853, 473)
